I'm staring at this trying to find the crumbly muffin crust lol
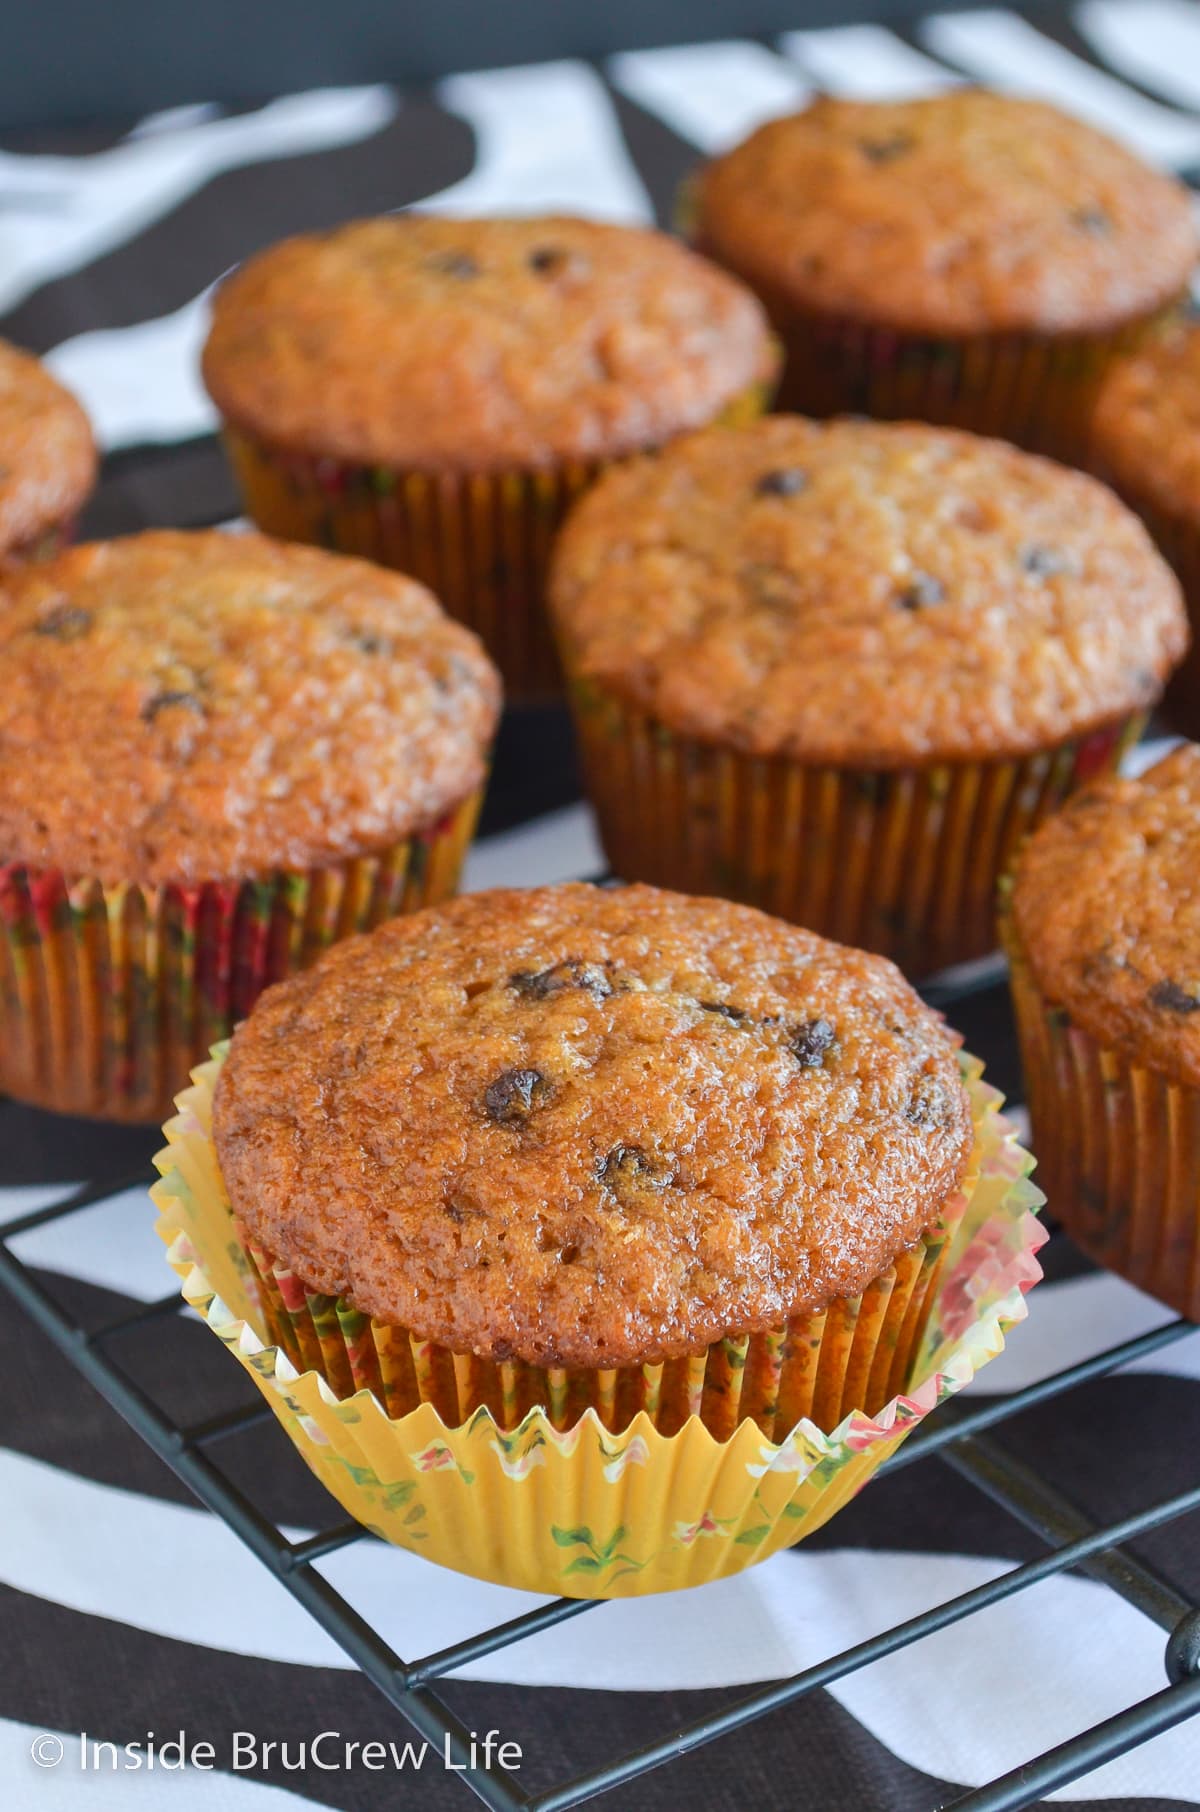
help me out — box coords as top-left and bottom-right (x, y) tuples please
(202, 214), (777, 471)
(0, 339), (96, 554)
(0, 530), (499, 884)
(550, 416), (1186, 765)
(1091, 319), (1200, 522)
(213, 883), (975, 1368)
(1011, 744), (1200, 1089)
(694, 93), (1198, 338)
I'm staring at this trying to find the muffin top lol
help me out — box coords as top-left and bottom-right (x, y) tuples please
(0, 339), (96, 555)
(0, 530), (499, 884)
(213, 882), (975, 1369)
(694, 92), (1198, 337)
(550, 416), (1186, 765)
(201, 214), (777, 472)
(1091, 318), (1200, 521)
(1011, 744), (1200, 1088)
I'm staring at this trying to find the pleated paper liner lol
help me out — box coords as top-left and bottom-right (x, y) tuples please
(565, 679), (1144, 977)
(1003, 894), (1200, 1319)
(0, 788), (482, 1124)
(152, 1050), (1044, 1597)
(219, 378), (773, 704)
(685, 190), (1180, 461)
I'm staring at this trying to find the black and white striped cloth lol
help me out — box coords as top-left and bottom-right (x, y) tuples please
(2, 6), (1200, 1807)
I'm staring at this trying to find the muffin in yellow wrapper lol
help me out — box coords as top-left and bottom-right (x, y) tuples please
(152, 1050), (1043, 1599)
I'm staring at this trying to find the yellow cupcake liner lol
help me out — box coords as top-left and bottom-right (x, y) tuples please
(151, 1050), (1043, 1597)
(219, 379), (772, 704)
(0, 788), (482, 1124)
(1004, 894), (1200, 1318)
(565, 679), (1144, 976)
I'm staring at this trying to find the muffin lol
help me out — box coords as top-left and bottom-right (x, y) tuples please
(0, 338), (96, 563)
(550, 416), (1187, 975)
(154, 882), (1043, 1595)
(1005, 745), (1200, 1316)
(690, 92), (1198, 455)
(1088, 318), (1200, 730)
(0, 529), (499, 1121)
(201, 214), (778, 698)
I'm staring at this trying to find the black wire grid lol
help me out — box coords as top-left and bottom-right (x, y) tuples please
(2, 953), (1199, 1812)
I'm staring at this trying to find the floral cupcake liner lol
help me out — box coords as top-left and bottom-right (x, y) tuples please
(565, 679), (1143, 977)
(1003, 892), (1200, 1318)
(0, 788), (482, 1123)
(152, 1049), (1044, 1597)
(219, 379), (773, 704)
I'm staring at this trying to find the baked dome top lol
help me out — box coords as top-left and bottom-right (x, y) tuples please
(213, 883), (975, 1368)
(0, 338), (96, 553)
(550, 416), (1185, 765)
(0, 530), (499, 883)
(202, 214), (777, 470)
(694, 92), (1198, 337)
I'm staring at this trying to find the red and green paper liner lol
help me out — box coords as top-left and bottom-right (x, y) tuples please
(0, 788), (482, 1124)
(152, 1049), (1044, 1598)
(218, 378), (772, 704)
(1004, 891), (1200, 1319)
(564, 677), (1144, 977)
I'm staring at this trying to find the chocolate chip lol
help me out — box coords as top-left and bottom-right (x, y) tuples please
(599, 1143), (673, 1194)
(528, 245), (569, 274)
(1071, 206), (1111, 234)
(34, 603), (91, 641)
(349, 630), (388, 655)
(510, 960), (613, 1000)
(897, 573), (945, 611)
(700, 1000), (747, 1022)
(1021, 544), (1074, 578)
(860, 132), (915, 164)
(743, 562), (795, 612)
(906, 1073), (953, 1128)
(141, 690), (204, 723)
(756, 467), (807, 498)
(1148, 979), (1200, 1014)
(428, 250), (479, 279)
(483, 1068), (550, 1124)
(790, 1018), (835, 1068)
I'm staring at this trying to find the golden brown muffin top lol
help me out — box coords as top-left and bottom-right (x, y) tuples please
(1091, 318), (1200, 521)
(213, 882), (975, 1369)
(0, 339), (96, 554)
(694, 93), (1198, 337)
(1012, 744), (1200, 1088)
(201, 214), (777, 471)
(550, 416), (1186, 765)
(0, 530), (499, 885)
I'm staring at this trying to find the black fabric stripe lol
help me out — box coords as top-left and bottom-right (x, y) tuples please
(0, 1096), (160, 1187)
(85, 440), (239, 538)
(0, 96), (471, 350)
(604, 82), (701, 229)
(3, 1578), (1192, 1812)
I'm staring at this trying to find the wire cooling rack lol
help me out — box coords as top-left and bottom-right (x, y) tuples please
(2, 949), (1199, 1812)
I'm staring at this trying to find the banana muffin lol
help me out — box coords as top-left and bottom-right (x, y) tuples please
(202, 214), (778, 696)
(0, 338), (96, 562)
(1088, 317), (1200, 729)
(550, 416), (1187, 973)
(0, 529), (500, 1120)
(212, 881), (977, 1434)
(1005, 743), (1200, 1314)
(691, 92), (1198, 452)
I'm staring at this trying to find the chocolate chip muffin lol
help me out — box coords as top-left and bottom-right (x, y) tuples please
(1088, 317), (1200, 730)
(0, 529), (500, 1121)
(1005, 743), (1200, 1314)
(551, 416), (1187, 974)
(691, 92), (1198, 453)
(201, 214), (778, 697)
(212, 881), (978, 1435)
(0, 338), (96, 562)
